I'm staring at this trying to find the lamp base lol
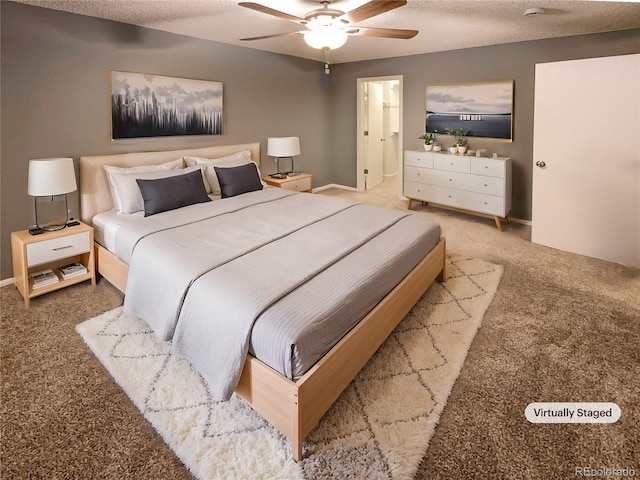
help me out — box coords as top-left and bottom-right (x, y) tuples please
(287, 172), (301, 177)
(40, 223), (68, 232)
(269, 173), (288, 179)
(34, 194), (69, 233)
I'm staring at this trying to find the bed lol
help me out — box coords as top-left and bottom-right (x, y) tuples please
(79, 142), (446, 461)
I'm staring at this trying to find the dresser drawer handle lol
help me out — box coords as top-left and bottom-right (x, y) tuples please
(52, 245), (74, 251)
(449, 178), (453, 181)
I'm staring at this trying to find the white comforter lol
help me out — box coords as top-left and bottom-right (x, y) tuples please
(117, 188), (424, 400)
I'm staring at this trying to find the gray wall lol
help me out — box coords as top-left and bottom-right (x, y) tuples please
(1, 2), (332, 279)
(328, 30), (640, 221)
(1, 1), (639, 280)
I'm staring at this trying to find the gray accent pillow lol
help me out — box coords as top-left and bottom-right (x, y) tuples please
(136, 169), (211, 217)
(214, 163), (263, 198)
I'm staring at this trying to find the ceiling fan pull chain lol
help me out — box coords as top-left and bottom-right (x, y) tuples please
(324, 47), (331, 75)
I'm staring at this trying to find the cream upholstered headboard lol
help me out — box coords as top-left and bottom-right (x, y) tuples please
(79, 143), (261, 224)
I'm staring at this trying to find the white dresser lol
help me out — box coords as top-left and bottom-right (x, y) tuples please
(404, 150), (512, 230)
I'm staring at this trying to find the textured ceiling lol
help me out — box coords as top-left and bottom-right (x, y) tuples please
(11, 0), (640, 63)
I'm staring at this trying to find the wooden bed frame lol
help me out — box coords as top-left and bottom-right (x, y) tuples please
(79, 142), (446, 461)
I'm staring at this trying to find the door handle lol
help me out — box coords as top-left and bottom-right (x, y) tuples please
(536, 161), (546, 168)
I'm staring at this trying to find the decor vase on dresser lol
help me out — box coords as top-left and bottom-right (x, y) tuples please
(404, 150), (512, 231)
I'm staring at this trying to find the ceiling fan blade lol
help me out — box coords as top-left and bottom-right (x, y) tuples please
(240, 31), (304, 41)
(341, 0), (407, 24)
(238, 2), (305, 24)
(348, 26), (418, 39)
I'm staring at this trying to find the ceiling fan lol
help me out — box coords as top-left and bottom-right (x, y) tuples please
(239, 1), (418, 51)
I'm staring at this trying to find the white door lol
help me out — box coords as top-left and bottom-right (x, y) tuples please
(365, 82), (384, 190)
(532, 54), (640, 266)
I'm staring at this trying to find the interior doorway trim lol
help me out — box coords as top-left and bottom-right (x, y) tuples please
(356, 75), (403, 192)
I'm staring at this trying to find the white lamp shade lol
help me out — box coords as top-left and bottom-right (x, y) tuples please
(28, 158), (77, 196)
(304, 28), (348, 50)
(267, 137), (301, 157)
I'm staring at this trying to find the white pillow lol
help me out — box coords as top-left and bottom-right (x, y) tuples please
(184, 151), (265, 195)
(104, 158), (184, 212)
(110, 165), (203, 214)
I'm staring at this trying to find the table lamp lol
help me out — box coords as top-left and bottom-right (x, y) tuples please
(28, 157), (77, 232)
(267, 137), (301, 178)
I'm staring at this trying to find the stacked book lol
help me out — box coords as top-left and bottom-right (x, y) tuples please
(59, 263), (88, 280)
(30, 269), (59, 289)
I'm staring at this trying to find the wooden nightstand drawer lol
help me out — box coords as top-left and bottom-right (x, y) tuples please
(27, 231), (90, 267)
(12, 222), (96, 307)
(281, 176), (312, 192)
(262, 173), (313, 192)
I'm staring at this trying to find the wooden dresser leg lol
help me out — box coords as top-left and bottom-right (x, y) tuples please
(407, 198), (414, 210)
(494, 216), (503, 231)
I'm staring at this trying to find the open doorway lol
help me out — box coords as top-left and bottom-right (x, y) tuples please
(356, 75), (403, 193)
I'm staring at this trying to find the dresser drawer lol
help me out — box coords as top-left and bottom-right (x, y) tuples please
(440, 188), (505, 216)
(408, 184), (471, 211)
(464, 191), (507, 216)
(27, 231), (91, 267)
(434, 154), (470, 173)
(462, 174), (504, 196)
(281, 177), (312, 192)
(404, 165), (433, 184)
(408, 168), (501, 196)
(404, 181), (436, 201)
(471, 158), (506, 178)
(404, 151), (433, 168)
(405, 182), (506, 216)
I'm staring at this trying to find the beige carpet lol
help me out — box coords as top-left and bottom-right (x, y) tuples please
(76, 256), (502, 479)
(2, 176), (638, 478)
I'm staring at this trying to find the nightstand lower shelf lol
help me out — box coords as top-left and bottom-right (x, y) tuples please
(11, 222), (96, 307)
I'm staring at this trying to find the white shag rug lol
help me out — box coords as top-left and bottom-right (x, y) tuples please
(77, 256), (502, 479)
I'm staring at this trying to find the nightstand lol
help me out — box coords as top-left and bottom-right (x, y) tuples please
(11, 221), (96, 307)
(263, 173), (313, 193)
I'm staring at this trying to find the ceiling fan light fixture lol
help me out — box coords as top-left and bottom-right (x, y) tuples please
(304, 28), (348, 49)
(312, 14), (335, 27)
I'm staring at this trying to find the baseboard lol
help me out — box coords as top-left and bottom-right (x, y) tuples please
(509, 217), (532, 226)
(0, 277), (14, 288)
(312, 184), (358, 193)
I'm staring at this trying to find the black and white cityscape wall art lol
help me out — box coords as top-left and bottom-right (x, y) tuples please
(111, 71), (223, 139)
(425, 81), (514, 141)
